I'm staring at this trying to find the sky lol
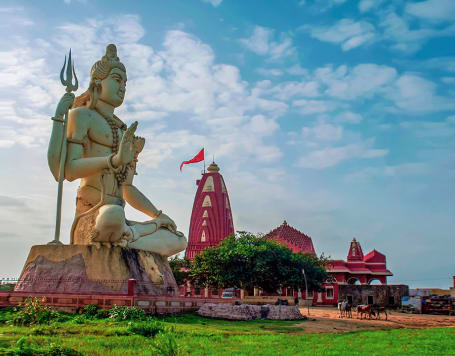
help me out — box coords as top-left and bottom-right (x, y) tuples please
(0, 0), (454, 288)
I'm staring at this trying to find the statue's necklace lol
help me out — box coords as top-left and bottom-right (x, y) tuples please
(93, 107), (128, 185)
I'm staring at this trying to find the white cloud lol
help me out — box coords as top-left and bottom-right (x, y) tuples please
(256, 68), (283, 77)
(345, 163), (429, 182)
(400, 118), (455, 137)
(421, 57), (455, 73)
(387, 74), (455, 113)
(304, 19), (376, 51)
(293, 98), (336, 115)
(315, 64), (397, 100)
(240, 26), (295, 60)
(297, 140), (388, 169)
(334, 111), (363, 124)
(405, 0), (455, 22)
(302, 123), (343, 141)
(358, 0), (384, 13)
(201, 0), (223, 6)
(264, 80), (320, 100)
(379, 11), (455, 53)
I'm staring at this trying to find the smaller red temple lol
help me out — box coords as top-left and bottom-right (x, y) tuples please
(263, 220), (316, 255)
(327, 238), (392, 286)
(264, 221), (393, 305)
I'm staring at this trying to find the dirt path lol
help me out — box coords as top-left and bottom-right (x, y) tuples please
(296, 307), (455, 333)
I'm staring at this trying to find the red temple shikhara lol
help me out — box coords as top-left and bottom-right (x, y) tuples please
(185, 161), (234, 260)
(183, 163), (393, 305)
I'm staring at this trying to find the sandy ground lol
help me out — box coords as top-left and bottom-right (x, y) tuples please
(296, 307), (455, 333)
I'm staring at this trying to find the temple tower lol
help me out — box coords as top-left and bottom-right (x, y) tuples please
(185, 162), (234, 259)
(347, 238), (364, 262)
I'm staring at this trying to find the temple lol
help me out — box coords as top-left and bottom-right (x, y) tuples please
(263, 221), (393, 305)
(185, 162), (235, 260)
(263, 220), (316, 255)
(328, 238), (392, 285)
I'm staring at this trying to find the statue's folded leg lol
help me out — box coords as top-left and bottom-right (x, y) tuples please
(127, 222), (188, 257)
(92, 204), (187, 256)
(93, 204), (129, 243)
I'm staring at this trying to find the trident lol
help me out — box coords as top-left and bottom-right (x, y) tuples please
(49, 49), (78, 245)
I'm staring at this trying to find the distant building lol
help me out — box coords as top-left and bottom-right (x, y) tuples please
(264, 221), (394, 305)
(185, 161), (235, 260)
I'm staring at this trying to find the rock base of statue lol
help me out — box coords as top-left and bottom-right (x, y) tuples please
(197, 303), (305, 321)
(14, 245), (178, 296)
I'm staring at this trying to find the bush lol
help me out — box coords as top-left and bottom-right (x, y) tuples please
(108, 305), (146, 321)
(31, 324), (59, 336)
(10, 297), (58, 326)
(0, 336), (82, 356)
(95, 308), (109, 319)
(82, 304), (98, 318)
(127, 320), (166, 337)
(150, 332), (185, 356)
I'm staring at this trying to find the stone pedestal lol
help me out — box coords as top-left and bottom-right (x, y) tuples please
(197, 303), (305, 320)
(14, 245), (177, 296)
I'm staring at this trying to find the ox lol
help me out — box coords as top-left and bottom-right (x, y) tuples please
(356, 304), (373, 319)
(372, 305), (388, 320)
(337, 300), (352, 318)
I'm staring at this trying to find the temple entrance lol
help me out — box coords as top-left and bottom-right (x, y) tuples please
(347, 278), (361, 285)
(368, 279), (382, 285)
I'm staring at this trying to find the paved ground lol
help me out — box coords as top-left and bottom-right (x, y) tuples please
(296, 306), (455, 333)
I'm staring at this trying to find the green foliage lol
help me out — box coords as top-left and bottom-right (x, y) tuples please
(168, 256), (191, 286)
(10, 297), (58, 326)
(1, 308), (454, 356)
(150, 332), (185, 356)
(126, 320), (166, 337)
(190, 232), (329, 293)
(82, 304), (98, 318)
(0, 336), (82, 356)
(108, 305), (146, 321)
(31, 324), (59, 336)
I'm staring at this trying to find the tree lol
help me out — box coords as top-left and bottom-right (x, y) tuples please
(189, 232), (328, 293)
(168, 256), (191, 286)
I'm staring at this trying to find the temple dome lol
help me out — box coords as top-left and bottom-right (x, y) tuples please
(185, 162), (234, 259)
(207, 162), (220, 173)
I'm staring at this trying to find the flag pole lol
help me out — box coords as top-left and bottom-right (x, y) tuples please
(203, 147), (206, 173)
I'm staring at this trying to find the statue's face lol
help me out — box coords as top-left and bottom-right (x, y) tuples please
(99, 68), (127, 107)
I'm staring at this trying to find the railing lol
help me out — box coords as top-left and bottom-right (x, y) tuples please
(0, 290), (238, 314)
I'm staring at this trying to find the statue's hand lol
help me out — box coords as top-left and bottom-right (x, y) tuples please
(157, 213), (177, 234)
(54, 92), (75, 118)
(113, 121), (138, 167)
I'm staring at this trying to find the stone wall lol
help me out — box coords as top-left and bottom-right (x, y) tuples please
(338, 284), (408, 307)
(198, 303), (304, 320)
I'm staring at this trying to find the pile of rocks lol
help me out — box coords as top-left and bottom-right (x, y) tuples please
(197, 303), (304, 321)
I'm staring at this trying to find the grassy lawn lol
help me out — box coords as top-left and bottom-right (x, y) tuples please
(0, 308), (454, 355)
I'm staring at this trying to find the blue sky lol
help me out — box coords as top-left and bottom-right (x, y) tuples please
(0, 0), (454, 288)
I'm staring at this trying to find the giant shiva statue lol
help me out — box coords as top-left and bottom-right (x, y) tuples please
(47, 44), (187, 257)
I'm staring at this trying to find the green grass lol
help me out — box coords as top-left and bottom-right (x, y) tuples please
(0, 309), (454, 356)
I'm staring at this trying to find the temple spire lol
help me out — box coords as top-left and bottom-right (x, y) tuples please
(347, 237), (364, 262)
(185, 161), (234, 259)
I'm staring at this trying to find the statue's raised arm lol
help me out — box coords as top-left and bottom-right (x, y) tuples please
(48, 44), (187, 257)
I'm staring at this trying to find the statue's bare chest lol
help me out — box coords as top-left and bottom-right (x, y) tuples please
(87, 113), (123, 152)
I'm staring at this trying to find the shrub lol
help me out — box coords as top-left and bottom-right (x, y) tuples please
(95, 308), (109, 319)
(0, 336), (82, 356)
(150, 332), (185, 356)
(82, 304), (98, 318)
(127, 320), (166, 337)
(31, 324), (59, 336)
(108, 305), (146, 321)
(10, 297), (57, 326)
